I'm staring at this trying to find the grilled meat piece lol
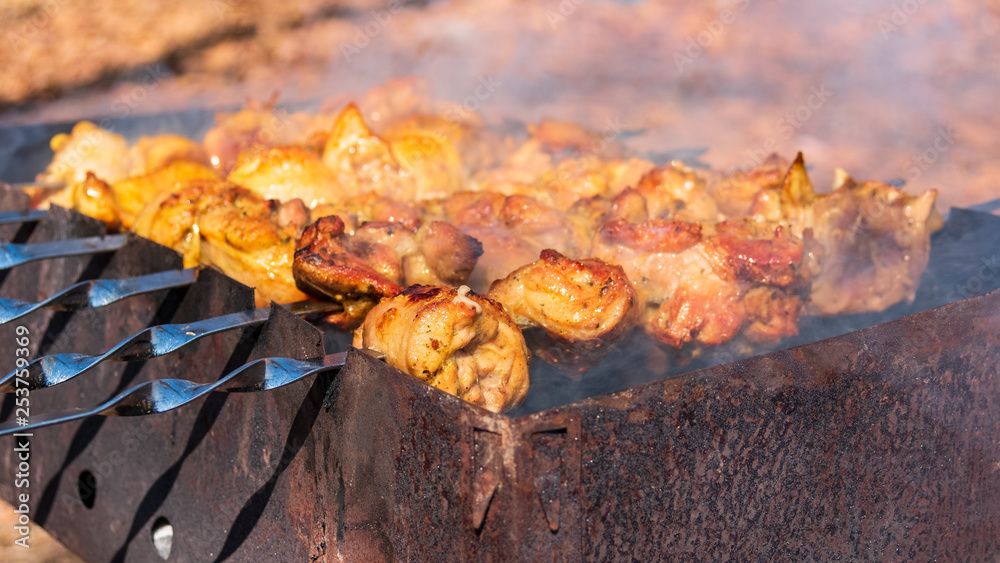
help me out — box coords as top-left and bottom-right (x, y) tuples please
(322, 103), (465, 202)
(354, 285), (530, 413)
(593, 217), (805, 348)
(381, 112), (501, 172)
(707, 153), (789, 218)
(129, 134), (211, 174)
(487, 249), (639, 371)
(293, 215), (483, 329)
(45, 159), (218, 231)
(49, 172), (121, 231)
(203, 97), (336, 173)
(634, 162), (721, 222)
(427, 190), (589, 292)
(227, 145), (346, 208)
(751, 153), (940, 315)
(132, 179), (308, 306)
(39, 121), (132, 186)
(40, 122), (213, 188)
(111, 161), (219, 229)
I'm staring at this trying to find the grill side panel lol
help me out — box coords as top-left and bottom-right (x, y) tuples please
(569, 289), (1000, 560)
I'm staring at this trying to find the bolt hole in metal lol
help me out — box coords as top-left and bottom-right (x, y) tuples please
(151, 516), (173, 559)
(76, 470), (96, 509)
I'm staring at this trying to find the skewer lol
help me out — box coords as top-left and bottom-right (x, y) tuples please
(0, 300), (341, 393)
(6, 181), (66, 191)
(0, 267), (200, 325)
(0, 209), (47, 226)
(0, 234), (128, 270)
(0, 350), (383, 437)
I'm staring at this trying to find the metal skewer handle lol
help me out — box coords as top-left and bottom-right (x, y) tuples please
(0, 351), (354, 436)
(0, 267), (199, 325)
(0, 234), (128, 270)
(0, 209), (47, 226)
(0, 300), (339, 393)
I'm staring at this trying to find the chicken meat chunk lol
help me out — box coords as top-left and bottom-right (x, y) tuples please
(354, 285), (530, 413)
(487, 249), (639, 370)
(593, 217), (806, 348)
(227, 145), (347, 208)
(293, 215), (483, 328)
(354, 285), (531, 412)
(750, 153), (940, 315)
(132, 179), (309, 306)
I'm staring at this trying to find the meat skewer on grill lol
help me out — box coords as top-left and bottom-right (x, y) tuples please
(355, 284), (531, 413)
(9, 78), (947, 412)
(487, 249), (639, 373)
(0, 349), (376, 438)
(0, 300), (338, 393)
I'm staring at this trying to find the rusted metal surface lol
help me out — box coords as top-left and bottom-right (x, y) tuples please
(0, 202), (997, 560)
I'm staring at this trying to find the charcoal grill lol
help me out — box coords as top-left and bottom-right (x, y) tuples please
(0, 114), (999, 561)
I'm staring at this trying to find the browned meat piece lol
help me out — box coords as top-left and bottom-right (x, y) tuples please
(111, 161), (219, 229)
(129, 134), (211, 174)
(567, 188), (649, 230)
(38, 121), (220, 229)
(603, 158), (658, 195)
(354, 285), (530, 413)
(634, 162), (720, 222)
(751, 153), (940, 315)
(40, 122), (215, 190)
(46, 172), (122, 231)
(322, 103), (465, 202)
(39, 121), (132, 186)
(537, 156), (610, 211)
(487, 249), (639, 371)
(203, 97), (336, 173)
(227, 145), (347, 208)
(743, 287), (802, 343)
(707, 153), (789, 218)
(380, 112), (502, 172)
(293, 216), (483, 329)
(132, 178), (308, 307)
(311, 192), (422, 235)
(426, 191), (589, 292)
(593, 217), (805, 348)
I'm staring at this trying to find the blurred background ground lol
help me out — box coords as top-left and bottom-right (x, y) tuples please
(1, 0), (998, 560)
(0, 500), (82, 562)
(2, 0), (999, 210)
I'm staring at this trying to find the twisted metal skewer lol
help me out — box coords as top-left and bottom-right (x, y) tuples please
(0, 351), (356, 437)
(0, 300), (339, 393)
(0, 234), (128, 270)
(0, 209), (47, 226)
(0, 267), (199, 325)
